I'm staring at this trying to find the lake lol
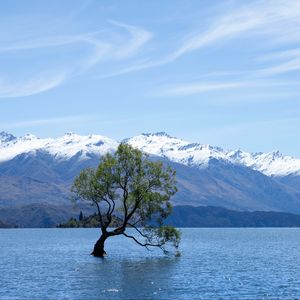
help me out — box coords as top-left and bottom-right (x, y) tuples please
(0, 228), (299, 299)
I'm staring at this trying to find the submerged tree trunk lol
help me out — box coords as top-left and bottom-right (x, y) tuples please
(91, 234), (108, 257)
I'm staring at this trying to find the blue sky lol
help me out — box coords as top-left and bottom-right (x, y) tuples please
(1, 0), (300, 156)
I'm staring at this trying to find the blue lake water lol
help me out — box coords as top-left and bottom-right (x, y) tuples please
(0, 228), (300, 299)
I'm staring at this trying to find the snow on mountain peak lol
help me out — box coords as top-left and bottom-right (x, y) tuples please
(0, 131), (16, 143)
(0, 132), (118, 163)
(226, 148), (300, 176)
(141, 132), (174, 138)
(126, 133), (227, 167)
(0, 131), (299, 177)
(127, 132), (186, 153)
(64, 132), (75, 136)
(245, 151), (300, 176)
(46, 133), (118, 160)
(126, 133), (300, 176)
(20, 133), (39, 141)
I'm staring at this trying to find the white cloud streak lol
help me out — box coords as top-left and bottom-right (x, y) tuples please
(160, 80), (300, 97)
(104, 0), (300, 78)
(0, 115), (96, 129)
(259, 57), (300, 76)
(168, 0), (300, 62)
(257, 48), (300, 76)
(0, 21), (152, 98)
(156, 0), (300, 97)
(108, 20), (152, 60)
(161, 82), (248, 97)
(0, 72), (68, 98)
(0, 33), (98, 52)
(2, 0), (300, 98)
(82, 21), (152, 70)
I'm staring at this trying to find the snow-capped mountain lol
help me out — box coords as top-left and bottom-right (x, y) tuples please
(1, 131), (300, 177)
(1, 131), (300, 225)
(0, 131), (16, 143)
(227, 150), (300, 177)
(126, 132), (300, 177)
(0, 131), (118, 163)
(126, 132), (227, 168)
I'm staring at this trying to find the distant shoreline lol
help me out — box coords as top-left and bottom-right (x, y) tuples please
(2, 205), (300, 228)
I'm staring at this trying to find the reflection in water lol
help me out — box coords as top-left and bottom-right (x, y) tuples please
(1, 228), (300, 299)
(72, 254), (178, 299)
(117, 257), (178, 298)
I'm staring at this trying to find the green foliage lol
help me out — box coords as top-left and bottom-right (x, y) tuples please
(67, 218), (78, 228)
(71, 143), (181, 254)
(57, 213), (123, 228)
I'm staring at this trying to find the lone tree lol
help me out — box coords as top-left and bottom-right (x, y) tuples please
(71, 143), (181, 257)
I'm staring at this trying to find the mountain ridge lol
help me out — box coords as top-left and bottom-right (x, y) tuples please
(1, 131), (300, 223)
(1, 131), (300, 177)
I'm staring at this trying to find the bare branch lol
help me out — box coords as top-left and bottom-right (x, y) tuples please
(122, 232), (163, 249)
(102, 197), (112, 224)
(127, 222), (148, 238)
(131, 217), (143, 226)
(94, 200), (105, 231)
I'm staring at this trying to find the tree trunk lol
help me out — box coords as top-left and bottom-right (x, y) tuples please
(91, 234), (108, 257)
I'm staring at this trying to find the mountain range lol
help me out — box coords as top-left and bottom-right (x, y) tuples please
(1, 131), (300, 227)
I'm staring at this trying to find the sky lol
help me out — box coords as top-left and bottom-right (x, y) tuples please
(1, 0), (300, 156)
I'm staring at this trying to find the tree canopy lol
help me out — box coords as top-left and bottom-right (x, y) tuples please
(71, 143), (181, 257)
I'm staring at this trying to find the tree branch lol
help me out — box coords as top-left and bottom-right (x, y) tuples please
(127, 222), (148, 238)
(94, 200), (105, 232)
(122, 232), (163, 249)
(102, 197), (112, 223)
(130, 217), (143, 227)
(125, 178), (157, 222)
(118, 171), (129, 229)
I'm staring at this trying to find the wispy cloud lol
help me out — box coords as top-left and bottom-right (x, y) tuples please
(108, 21), (152, 60)
(159, 79), (300, 97)
(0, 115), (96, 129)
(257, 48), (300, 76)
(259, 57), (300, 76)
(160, 82), (248, 97)
(2, 0), (300, 99)
(258, 48), (300, 62)
(0, 32), (97, 52)
(169, 12), (261, 62)
(82, 21), (152, 70)
(155, 0), (300, 97)
(0, 21), (152, 98)
(98, 58), (156, 78)
(0, 72), (68, 98)
(105, 6), (263, 76)
(103, 0), (300, 78)
(168, 0), (300, 62)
